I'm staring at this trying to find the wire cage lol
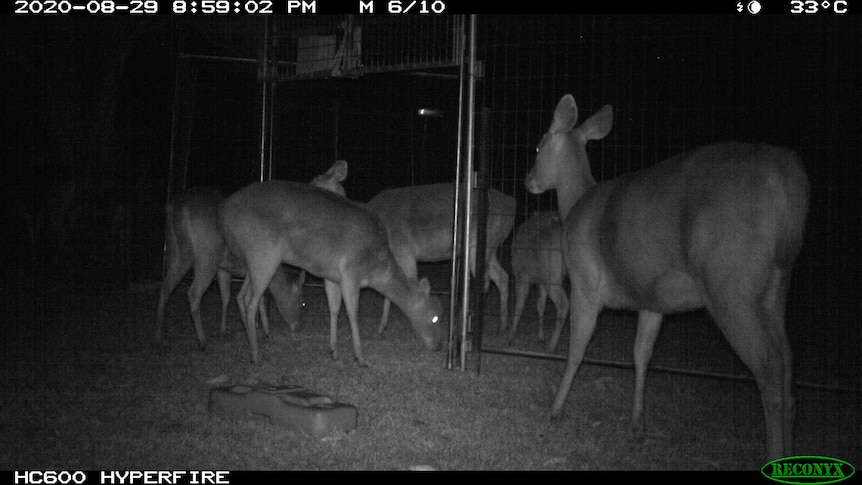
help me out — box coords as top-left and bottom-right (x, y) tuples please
(167, 15), (860, 396)
(169, 15), (465, 197)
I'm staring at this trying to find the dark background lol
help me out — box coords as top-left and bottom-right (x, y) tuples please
(0, 13), (859, 390)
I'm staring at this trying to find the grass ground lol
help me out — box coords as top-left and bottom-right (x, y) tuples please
(0, 267), (859, 471)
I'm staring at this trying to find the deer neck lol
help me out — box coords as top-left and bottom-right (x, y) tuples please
(555, 148), (596, 221)
(373, 262), (425, 319)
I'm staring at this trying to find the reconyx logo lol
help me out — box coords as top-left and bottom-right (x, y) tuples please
(762, 456), (856, 485)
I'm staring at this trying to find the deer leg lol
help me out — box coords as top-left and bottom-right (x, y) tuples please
(546, 283), (569, 352)
(240, 279), (261, 364)
(551, 284), (601, 419)
(240, 259), (279, 365)
(759, 267), (795, 457)
(471, 250), (509, 333)
(340, 278), (368, 368)
(155, 250), (191, 344)
(763, 270), (795, 456)
(378, 299), (392, 335)
(188, 263), (218, 351)
(324, 280), (343, 361)
(236, 277), (250, 331)
(631, 310), (663, 440)
(507, 277), (531, 345)
(708, 275), (792, 461)
(258, 294), (270, 337)
(217, 268), (231, 334)
(536, 285), (548, 342)
(486, 254), (509, 333)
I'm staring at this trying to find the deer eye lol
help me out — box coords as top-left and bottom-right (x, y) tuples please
(535, 134), (550, 153)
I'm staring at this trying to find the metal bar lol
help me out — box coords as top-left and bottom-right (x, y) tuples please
(163, 49), (194, 282)
(480, 345), (859, 393)
(445, 14), (466, 371)
(266, 81), (276, 181)
(179, 52), (297, 77)
(258, 17), (273, 183)
(472, 107), (490, 375)
(166, 57), (181, 203)
(180, 71), (194, 192)
(333, 97), (340, 161)
(163, 52), (183, 283)
(405, 72), (460, 80)
(179, 53), (262, 64)
(458, 14), (478, 371)
(276, 63), (465, 81)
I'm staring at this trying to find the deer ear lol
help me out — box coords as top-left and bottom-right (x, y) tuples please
(329, 160), (348, 182)
(550, 94), (579, 133)
(578, 104), (614, 142)
(417, 277), (431, 296)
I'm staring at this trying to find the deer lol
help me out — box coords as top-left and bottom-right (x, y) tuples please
(155, 186), (305, 349)
(218, 164), (444, 366)
(365, 183), (516, 335)
(154, 160), (349, 349)
(507, 211), (569, 352)
(525, 94), (809, 460)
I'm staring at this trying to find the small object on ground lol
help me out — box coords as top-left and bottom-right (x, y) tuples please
(208, 383), (357, 437)
(207, 375), (229, 385)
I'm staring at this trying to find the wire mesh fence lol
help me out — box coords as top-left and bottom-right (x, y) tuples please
(171, 15), (860, 393)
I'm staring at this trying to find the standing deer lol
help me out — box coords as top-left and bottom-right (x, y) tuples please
(155, 186), (305, 349)
(366, 183), (516, 334)
(219, 164), (444, 366)
(525, 94), (808, 460)
(507, 211), (569, 351)
(154, 160), (349, 349)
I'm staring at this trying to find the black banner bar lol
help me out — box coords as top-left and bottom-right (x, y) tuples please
(0, 470), (772, 483)
(5, 0), (855, 16)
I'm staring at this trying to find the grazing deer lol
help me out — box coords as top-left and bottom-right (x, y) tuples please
(219, 162), (444, 366)
(507, 211), (569, 351)
(155, 160), (349, 349)
(155, 186), (306, 349)
(366, 183), (516, 334)
(525, 94), (809, 460)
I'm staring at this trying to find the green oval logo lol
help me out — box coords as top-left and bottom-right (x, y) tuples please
(762, 456), (856, 485)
